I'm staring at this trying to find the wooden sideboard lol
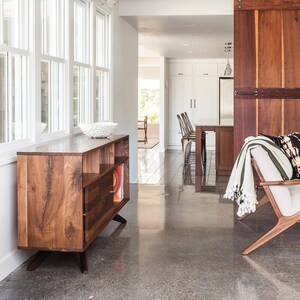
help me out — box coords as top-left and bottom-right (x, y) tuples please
(196, 125), (234, 176)
(17, 134), (129, 272)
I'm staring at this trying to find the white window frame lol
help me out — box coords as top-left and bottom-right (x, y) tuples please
(95, 6), (111, 122)
(0, 0), (114, 166)
(40, 0), (67, 138)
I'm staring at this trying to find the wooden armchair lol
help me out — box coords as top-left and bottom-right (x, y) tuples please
(241, 146), (300, 255)
(138, 116), (148, 143)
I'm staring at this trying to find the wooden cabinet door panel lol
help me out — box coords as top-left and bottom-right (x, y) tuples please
(84, 171), (113, 244)
(25, 155), (83, 251)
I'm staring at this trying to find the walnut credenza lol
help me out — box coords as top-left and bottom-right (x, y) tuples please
(17, 134), (129, 272)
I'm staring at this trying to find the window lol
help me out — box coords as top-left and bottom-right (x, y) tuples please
(0, 0), (29, 144)
(41, 61), (64, 134)
(73, 65), (89, 127)
(41, 0), (65, 135)
(0, 0), (29, 49)
(74, 0), (89, 64)
(0, 1), (113, 159)
(95, 8), (110, 121)
(41, 0), (64, 57)
(73, 0), (90, 126)
(139, 79), (160, 123)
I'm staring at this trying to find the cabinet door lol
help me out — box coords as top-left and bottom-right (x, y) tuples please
(168, 75), (193, 146)
(84, 171), (114, 244)
(169, 63), (192, 76)
(193, 76), (219, 123)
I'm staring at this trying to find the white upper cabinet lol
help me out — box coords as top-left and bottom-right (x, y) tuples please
(193, 63), (218, 76)
(169, 63), (193, 76)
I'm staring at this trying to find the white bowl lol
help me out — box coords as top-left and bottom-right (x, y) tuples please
(79, 122), (118, 138)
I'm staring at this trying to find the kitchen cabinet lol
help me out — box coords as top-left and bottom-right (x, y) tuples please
(168, 61), (219, 148)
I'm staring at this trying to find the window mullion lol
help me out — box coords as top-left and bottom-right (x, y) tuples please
(7, 54), (12, 142)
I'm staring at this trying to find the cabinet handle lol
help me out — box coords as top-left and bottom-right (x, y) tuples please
(110, 190), (115, 194)
(83, 213), (86, 217)
(190, 99), (192, 108)
(194, 99), (196, 108)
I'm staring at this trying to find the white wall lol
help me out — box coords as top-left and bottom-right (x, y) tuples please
(0, 162), (35, 281)
(112, 10), (139, 183)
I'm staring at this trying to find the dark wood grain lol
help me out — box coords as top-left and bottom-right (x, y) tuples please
(216, 127), (234, 174)
(26, 155), (83, 251)
(17, 155), (28, 248)
(235, 0), (300, 10)
(258, 99), (282, 135)
(234, 98), (256, 159)
(258, 11), (282, 88)
(283, 10), (300, 88)
(234, 11), (256, 89)
(284, 99), (300, 133)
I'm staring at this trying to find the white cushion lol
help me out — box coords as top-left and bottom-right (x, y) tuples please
(251, 147), (295, 217)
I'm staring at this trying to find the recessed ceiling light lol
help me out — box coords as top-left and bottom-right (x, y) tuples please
(181, 43), (190, 47)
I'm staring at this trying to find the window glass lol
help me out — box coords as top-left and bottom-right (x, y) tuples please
(95, 69), (109, 121)
(73, 65), (89, 127)
(1, 0), (29, 49)
(74, 0), (88, 63)
(96, 10), (108, 68)
(41, 61), (64, 134)
(41, 0), (64, 57)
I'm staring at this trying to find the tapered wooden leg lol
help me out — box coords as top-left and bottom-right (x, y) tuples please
(79, 252), (88, 274)
(113, 214), (127, 224)
(27, 251), (51, 271)
(242, 220), (296, 255)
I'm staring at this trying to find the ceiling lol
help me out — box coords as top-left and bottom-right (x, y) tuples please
(122, 15), (234, 59)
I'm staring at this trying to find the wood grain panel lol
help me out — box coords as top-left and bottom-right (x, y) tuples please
(258, 11), (282, 88)
(217, 127), (234, 173)
(115, 139), (129, 157)
(234, 11), (256, 88)
(235, 0), (300, 10)
(17, 155), (28, 248)
(283, 10), (300, 88)
(27, 155), (83, 251)
(83, 149), (100, 173)
(234, 98), (256, 158)
(284, 99), (300, 133)
(100, 144), (114, 165)
(258, 99), (282, 135)
(84, 172), (113, 243)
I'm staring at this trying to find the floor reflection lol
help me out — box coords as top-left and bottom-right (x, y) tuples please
(138, 146), (230, 200)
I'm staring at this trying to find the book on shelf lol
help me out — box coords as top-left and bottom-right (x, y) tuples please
(113, 164), (124, 202)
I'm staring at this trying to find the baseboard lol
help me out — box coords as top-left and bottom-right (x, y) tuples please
(0, 249), (35, 282)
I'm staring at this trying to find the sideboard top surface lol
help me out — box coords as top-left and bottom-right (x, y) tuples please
(17, 134), (129, 155)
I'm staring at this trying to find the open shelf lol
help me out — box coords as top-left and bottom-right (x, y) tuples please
(115, 156), (129, 165)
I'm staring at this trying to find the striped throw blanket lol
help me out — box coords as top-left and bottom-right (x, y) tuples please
(224, 136), (292, 217)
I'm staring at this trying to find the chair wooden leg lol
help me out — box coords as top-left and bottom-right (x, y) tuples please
(242, 219), (297, 255)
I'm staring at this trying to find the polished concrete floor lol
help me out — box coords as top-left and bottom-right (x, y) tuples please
(1, 147), (300, 299)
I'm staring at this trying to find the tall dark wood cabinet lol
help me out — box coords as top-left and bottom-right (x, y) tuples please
(17, 134), (129, 272)
(234, 0), (300, 158)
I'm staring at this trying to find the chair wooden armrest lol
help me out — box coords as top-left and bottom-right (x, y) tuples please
(259, 179), (300, 186)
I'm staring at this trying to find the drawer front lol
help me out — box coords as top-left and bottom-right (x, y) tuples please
(84, 171), (113, 243)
